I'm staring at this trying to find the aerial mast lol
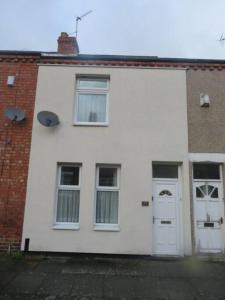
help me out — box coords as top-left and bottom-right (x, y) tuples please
(75, 10), (93, 39)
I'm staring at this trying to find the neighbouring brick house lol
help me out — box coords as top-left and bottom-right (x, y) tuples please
(0, 51), (39, 251)
(1, 33), (225, 255)
(187, 68), (225, 253)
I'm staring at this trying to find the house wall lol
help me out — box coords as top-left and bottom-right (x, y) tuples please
(187, 69), (225, 153)
(22, 65), (192, 255)
(0, 59), (38, 251)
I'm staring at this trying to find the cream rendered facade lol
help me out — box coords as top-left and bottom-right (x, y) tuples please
(22, 65), (192, 255)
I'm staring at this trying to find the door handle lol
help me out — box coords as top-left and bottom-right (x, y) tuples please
(219, 217), (223, 225)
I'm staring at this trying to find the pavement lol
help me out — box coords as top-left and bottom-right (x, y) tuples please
(0, 253), (225, 300)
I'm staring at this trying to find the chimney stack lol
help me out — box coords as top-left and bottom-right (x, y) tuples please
(57, 32), (79, 55)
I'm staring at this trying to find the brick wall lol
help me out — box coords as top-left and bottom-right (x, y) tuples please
(0, 58), (38, 251)
(57, 32), (79, 55)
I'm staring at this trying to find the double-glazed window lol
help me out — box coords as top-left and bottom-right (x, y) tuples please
(55, 165), (80, 227)
(54, 164), (120, 231)
(95, 166), (120, 228)
(75, 77), (109, 125)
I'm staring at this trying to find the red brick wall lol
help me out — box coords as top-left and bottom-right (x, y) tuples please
(0, 59), (38, 251)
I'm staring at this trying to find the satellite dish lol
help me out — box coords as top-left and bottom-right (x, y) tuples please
(4, 107), (25, 121)
(37, 111), (60, 127)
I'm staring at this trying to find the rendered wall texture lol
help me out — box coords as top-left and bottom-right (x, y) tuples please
(187, 69), (225, 153)
(22, 65), (192, 255)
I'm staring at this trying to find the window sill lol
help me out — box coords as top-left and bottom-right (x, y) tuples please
(73, 122), (109, 127)
(93, 224), (120, 232)
(53, 224), (80, 230)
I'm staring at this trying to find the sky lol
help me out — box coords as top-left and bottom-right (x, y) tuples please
(1, 0), (225, 59)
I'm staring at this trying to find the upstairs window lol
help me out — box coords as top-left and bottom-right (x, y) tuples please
(75, 77), (109, 125)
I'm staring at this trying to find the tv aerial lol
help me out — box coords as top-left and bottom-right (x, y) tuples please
(37, 111), (60, 127)
(218, 33), (225, 44)
(4, 107), (25, 122)
(75, 10), (93, 39)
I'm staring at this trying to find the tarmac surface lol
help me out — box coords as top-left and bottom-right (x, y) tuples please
(0, 254), (225, 300)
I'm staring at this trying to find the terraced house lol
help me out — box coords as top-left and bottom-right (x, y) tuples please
(1, 33), (225, 256)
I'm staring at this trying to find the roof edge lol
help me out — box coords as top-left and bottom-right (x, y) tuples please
(1, 50), (225, 65)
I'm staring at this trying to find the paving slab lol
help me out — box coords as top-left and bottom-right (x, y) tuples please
(71, 274), (104, 297)
(3, 271), (46, 295)
(37, 274), (74, 296)
(34, 261), (65, 273)
(0, 272), (17, 289)
(189, 278), (225, 299)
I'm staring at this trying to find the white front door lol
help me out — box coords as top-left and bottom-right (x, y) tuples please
(153, 180), (181, 255)
(194, 181), (224, 253)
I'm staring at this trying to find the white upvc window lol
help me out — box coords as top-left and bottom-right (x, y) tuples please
(54, 164), (81, 230)
(94, 165), (120, 231)
(75, 77), (109, 126)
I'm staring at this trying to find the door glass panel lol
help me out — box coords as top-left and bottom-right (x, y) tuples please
(193, 164), (220, 180)
(201, 185), (207, 196)
(153, 164), (178, 178)
(196, 184), (219, 199)
(196, 187), (204, 198)
(208, 185), (214, 194)
(159, 190), (172, 196)
(210, 187), (219, 198)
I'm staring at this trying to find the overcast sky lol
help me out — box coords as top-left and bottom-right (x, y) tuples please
(1, 0), (225, 59)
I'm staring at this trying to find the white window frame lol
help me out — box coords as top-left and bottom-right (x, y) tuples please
(94, 165), (120, 231)
(53, 164), (81, 230)
(74, 77), (109, 126)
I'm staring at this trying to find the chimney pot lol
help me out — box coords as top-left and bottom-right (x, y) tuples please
(57, 32), (79, 55)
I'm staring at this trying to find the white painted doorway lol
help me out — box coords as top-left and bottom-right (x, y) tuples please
(152, 180), (180, 255)
(193, 164), (224, 253)
(152, 163), (183, 256)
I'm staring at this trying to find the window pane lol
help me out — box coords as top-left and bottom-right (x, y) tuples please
(211, 187), (219, 198)
(60, 166), (79, 185)
(57, 190), (80, 223)
(153, 164), (178, 178)
(159, 190), (172, 196)
(193, 164), (220, 180)
(77, 93), (106, 122)
(99, 167), (117, 187)
(196, 187), (204, 198)
(96, 191), (118, 224)
(79, 79), (107, 89)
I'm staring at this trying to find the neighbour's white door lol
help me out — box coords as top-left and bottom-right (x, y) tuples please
(194, 181), (224, 253)
(153, 180), (180, 255)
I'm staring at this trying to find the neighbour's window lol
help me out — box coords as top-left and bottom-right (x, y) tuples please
(95, 166), (119, 226)
(56, 165), (80, 224)
(193, 164), (220, 180)
(75, 77), (109, 125)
